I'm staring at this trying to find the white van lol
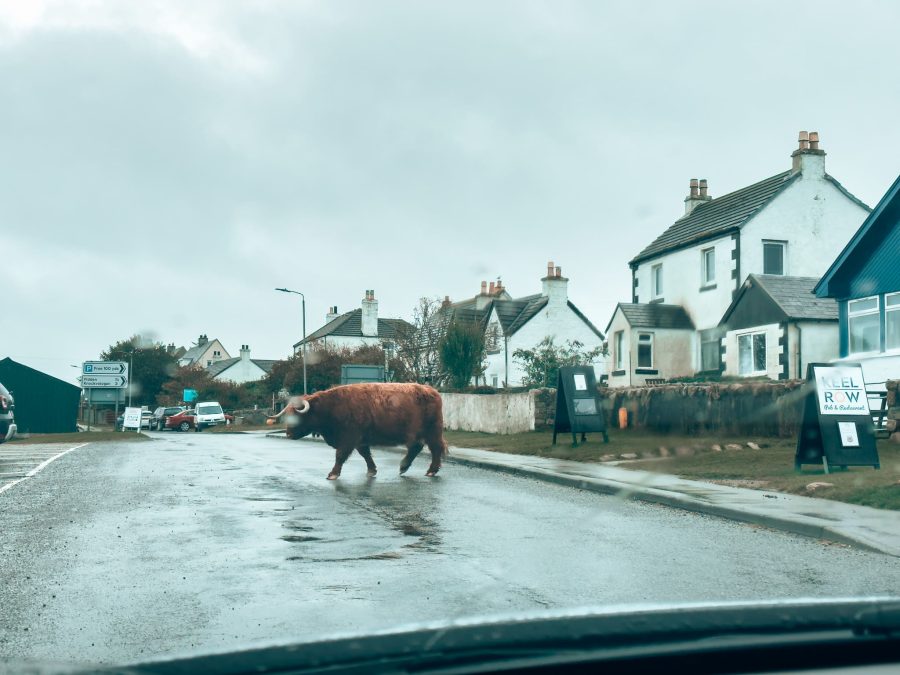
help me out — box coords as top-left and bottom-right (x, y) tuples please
(194, 401), (226, 431)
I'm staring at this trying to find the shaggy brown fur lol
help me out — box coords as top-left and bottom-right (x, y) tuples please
(270, 383), (448, 480)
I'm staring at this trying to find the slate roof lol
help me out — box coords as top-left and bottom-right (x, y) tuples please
(296, 309), (413, 347)
(206, 358), (278, 378)
(608, 303), (695, 332)
(631, 171), (797, 265)
(179, 342), (209, 364)
(739, 274), (837, 321)
(439, 292), (603, 340)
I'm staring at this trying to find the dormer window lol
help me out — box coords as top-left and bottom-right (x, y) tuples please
(763, 240), (786, 275)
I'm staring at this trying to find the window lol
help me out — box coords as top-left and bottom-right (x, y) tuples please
(614, 331), (624, 370)
(651, 264), (663, 298)
(887, 293), (900, 350)
(700, 328), (721, 372)
(763, 241), (785, 275)
(637, 333), (653, 368)
(848, 296), (880, 354)
(701, 247), (715, 286)
(738, 332), (766, 375)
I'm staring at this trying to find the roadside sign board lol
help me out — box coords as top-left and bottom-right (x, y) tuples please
(183, 389), (198, 403)
(552, 366), (608, 447)
(340, 365), (385, 385)
(83, 361), (128, 376)
(87, 388), (126, 405)
(123, 407), (142, 430)
(795, 363), (879, 473)
(81, 374), (128, 388)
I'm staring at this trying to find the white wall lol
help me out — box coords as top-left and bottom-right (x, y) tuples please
(634, 234), (735, 331)
(301, 335), (382, 353)
(834, 354), (900, 387)
(605, 308), (694, 387)
(483, 297), (605, 387)
(796, 322), (839, 379)
(740, 170), (869, 279)
(441, 392), (535, 434)
(215, 359), (268, 384)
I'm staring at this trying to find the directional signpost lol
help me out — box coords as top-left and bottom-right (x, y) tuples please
(82, 361), (129, 430)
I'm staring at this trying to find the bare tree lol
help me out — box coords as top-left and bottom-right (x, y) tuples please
(393, 297), (447, 383)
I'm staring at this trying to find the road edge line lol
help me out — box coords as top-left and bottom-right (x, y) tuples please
(0, 443), (89, 495)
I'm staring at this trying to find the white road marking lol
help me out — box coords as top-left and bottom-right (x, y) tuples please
(0, 443), (89, 494)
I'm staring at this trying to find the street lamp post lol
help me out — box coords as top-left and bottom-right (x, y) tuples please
(275, 287), (307, 395)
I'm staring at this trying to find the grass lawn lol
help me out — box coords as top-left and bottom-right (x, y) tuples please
(444, 429), (900, 511)
(8, 431), (151, 444)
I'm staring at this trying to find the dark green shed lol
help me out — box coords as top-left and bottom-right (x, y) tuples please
(0, 358), (81, 434)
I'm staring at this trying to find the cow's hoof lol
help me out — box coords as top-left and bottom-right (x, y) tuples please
(425, 470), (439, 477)
(367, 470), (377, 478)
(327, 473), (339, 480)
(399, 466), (409, 475)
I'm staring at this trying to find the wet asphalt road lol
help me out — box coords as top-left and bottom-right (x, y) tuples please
(2, 431), (900, 667)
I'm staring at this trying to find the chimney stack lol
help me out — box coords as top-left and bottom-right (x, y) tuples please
(480, 281), (488, 295)
(442, 295), (452, 309)
(240, 344), (250, 359)
(326, 305), (339, 323)
(541, 261), (569, 305)
(361, 289), (378, 337)
(791, 130), (826, 176)
(684, 178), (712, 215)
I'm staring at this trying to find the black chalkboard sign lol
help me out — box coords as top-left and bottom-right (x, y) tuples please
(553, 366), (608, 447)
(794, 362), (880, 473)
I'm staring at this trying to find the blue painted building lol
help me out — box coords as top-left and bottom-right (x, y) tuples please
(815, 174), (900, 384)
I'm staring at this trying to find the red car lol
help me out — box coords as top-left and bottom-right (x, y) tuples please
(165, 410), (234, 432)
(165, 409), (196, 432)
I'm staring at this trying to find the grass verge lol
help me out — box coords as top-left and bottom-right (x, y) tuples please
(444, 429), (900, 511)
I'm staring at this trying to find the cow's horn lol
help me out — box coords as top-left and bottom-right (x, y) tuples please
(296, 399), (310, 414)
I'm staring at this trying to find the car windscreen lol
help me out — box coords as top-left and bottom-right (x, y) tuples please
(197, 405), (223, 415)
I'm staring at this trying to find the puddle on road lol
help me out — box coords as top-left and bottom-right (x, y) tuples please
(281, 535), (322, 543)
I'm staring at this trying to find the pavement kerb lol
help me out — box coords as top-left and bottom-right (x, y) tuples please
(441, 453), (875, 551)
(260, 431), (900, 558)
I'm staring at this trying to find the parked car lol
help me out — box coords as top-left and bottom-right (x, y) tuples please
(151, 405), (186, 431)
(0, 381), (17, 444)
(165, 409), (196, 432)
(116, 410), (153, 431)
(194, 401), (226, 431)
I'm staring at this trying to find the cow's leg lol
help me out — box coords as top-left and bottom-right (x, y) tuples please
(425, 434), (447, 477)
(357, 446), (377, 477)
(399, 442), (424, 475)
(328, 447), (354, 480)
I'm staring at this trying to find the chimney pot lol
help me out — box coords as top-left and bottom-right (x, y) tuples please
(699, 178), (708, 198)
(809, 131), (819, 150)
(555, 266), (562, 277)
(689, 178), (699, 197)
(547, 261), (554, 276)
(480, 281), (487, 294)
(489, 281), (495, 294)
(798, 130), (810, 150)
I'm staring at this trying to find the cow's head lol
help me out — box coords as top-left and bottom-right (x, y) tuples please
(268, 395), (314, 439)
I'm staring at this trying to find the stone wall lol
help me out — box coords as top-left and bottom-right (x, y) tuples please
(529, 381), (808, 437)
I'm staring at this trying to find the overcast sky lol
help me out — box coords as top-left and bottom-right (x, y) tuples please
(3, 0), (899, 385)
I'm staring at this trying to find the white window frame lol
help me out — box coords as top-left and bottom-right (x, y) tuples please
(847, 295), (881, 355)
(651, 264), (663, 299)
(701, 247), (716, 286)
(886, 292), (900, 352)
(737, 331), (767, 377)
(762, 240), (786, 276)
(637, 332), (654, 369)
(614, 331), (624, 370)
